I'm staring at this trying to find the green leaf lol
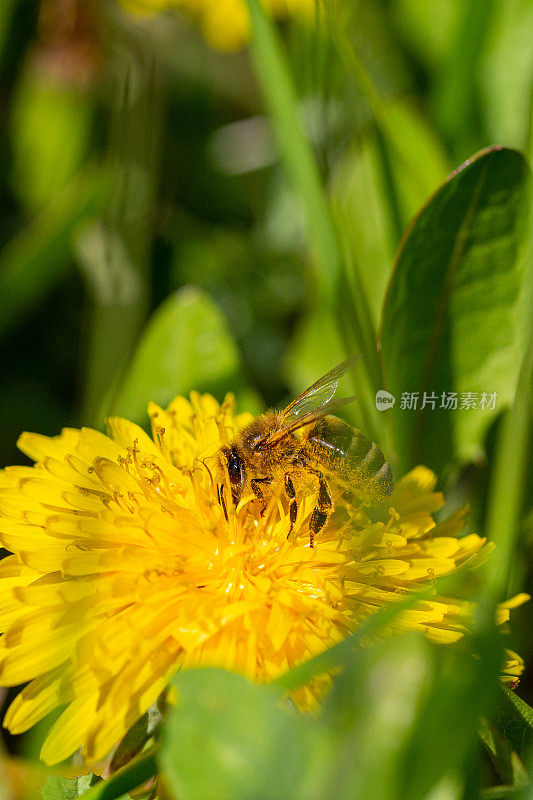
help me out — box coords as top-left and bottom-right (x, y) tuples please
(479, 718), (529, 788)
(493, 686), (533, 757)
(321, 633), (434, 800)
(60, 753), (155, 800)
(380, 146), (531, 473)
(110, 704), (163, 773)
(503, 689), (533, 732)
(42, 776), (80, 800)
(110, 286), (257, 425)
(41, 774), (121, 800)
(159, 669), (331, 800)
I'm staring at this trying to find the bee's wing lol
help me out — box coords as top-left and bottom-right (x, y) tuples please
(281, 356), (361, 422)
(262, 395), (358, 448)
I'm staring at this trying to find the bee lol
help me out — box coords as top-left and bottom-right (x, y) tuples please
(217, 356), (393, 546)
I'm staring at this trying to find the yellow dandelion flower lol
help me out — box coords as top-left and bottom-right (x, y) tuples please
(121, 0), (315, 51)
(0, 393), (527, 766)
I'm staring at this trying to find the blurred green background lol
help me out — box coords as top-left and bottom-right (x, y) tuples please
(0, 0), (532, 793)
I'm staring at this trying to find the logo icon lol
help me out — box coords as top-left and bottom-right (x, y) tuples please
(376, 390), (395, 411)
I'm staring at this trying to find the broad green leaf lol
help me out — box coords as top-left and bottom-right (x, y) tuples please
(111, 286), (258, 424)
(159, 669), (331, 800)
(380, 147), (530, 474)
(322, 633), (433, 800)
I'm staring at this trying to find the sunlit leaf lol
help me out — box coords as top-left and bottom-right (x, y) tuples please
(111, 286), (258, 424)
(41, 774), (108, 800)
(322, 633), (433, 800)
(380, 147), (530, 473)
(159, 669), (330, 800)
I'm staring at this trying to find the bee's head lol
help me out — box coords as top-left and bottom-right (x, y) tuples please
(219, 445), (245, 506)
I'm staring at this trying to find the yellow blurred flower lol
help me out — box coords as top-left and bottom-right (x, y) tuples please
(121, 0), (315, 51)
(0, 393), (527, 766)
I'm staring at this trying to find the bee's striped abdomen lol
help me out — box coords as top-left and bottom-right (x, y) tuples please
(307, 416), (393, 500)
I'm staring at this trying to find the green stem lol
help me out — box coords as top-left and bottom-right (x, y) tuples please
(246, 0), (340, 300)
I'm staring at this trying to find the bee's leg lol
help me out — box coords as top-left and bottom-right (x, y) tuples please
(284, 473), (298, 537)
(309, 508), (329, 548)
(217, 483), (228, 521)
(250, 476), (273, 516)
(304, 467), (333, 547)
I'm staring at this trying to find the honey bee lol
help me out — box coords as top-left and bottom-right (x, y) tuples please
(217, 356), (393, 546)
